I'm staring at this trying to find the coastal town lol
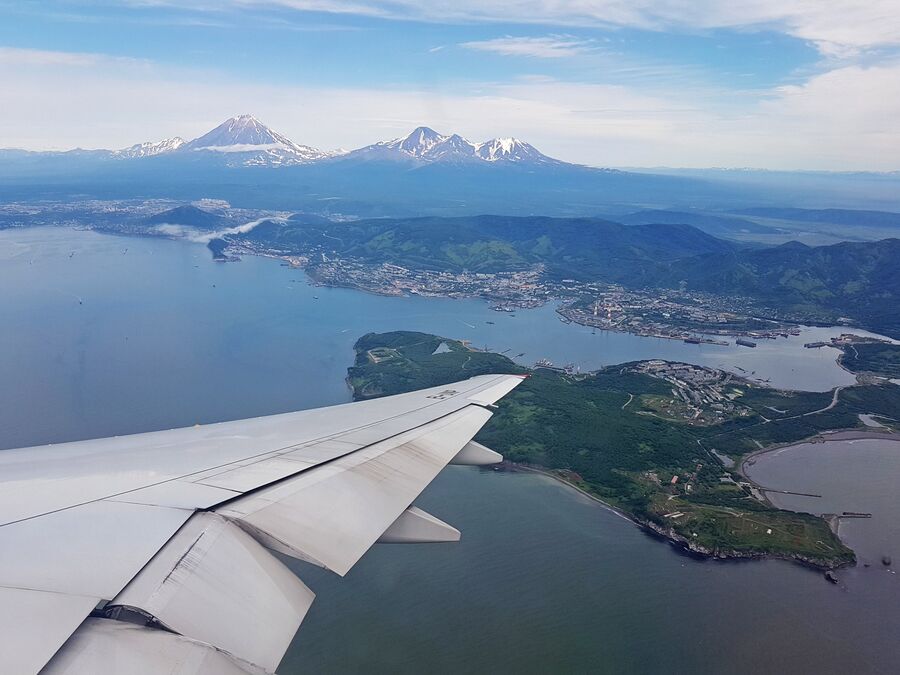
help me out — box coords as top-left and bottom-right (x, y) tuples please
(301, 255), (549, 308)
(555, 284), (806, 343)
(265, 246), (824, 344)
(0, 197), (863, 346)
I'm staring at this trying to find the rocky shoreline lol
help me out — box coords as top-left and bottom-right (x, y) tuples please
(344, 338), (865, 572)
(504, 462), (855, 571)
(641, 519), (854, 571)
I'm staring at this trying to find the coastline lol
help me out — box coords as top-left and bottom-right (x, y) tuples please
(218, 239), (900, 356)
(501, 461), (853, 570)
(344, 330), (867, 572)
(738, 427), (900, 480)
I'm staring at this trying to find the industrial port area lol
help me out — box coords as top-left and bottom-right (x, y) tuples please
(556, 285), (807, 345)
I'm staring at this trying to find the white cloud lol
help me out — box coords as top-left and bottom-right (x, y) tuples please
(156, 216), (284, 243)
(161, 0), (900, 52)
(461, 35), (596, 58)
(0, 46), (146, 67)
(1, 47), (898, 170)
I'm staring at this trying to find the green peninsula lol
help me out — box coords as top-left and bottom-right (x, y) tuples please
(839, 341), (900, 379)
(349, 331), (900, 568)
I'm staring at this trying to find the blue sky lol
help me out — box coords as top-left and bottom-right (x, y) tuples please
(1, 1), (899, 169)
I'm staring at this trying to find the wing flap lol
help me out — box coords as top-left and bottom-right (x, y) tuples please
(1, 374), (526, 674)
(109, 512), (314, 673)
(41, 618), (266, 675)
(217, 406), (493, 576)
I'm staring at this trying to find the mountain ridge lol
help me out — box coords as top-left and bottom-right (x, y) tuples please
(0, 117), (569, 169)
(342, 126), (563, 166)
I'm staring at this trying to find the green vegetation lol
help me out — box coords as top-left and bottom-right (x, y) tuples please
(696, 385), (900, 456)
(240, 214), (733, 278)
(655, 238), (900, 338)
(840, 342), (900, 379)
(345, 331), (900, 568)
(347, 331), (526, 399)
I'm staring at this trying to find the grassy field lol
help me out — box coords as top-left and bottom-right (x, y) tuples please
(840, 342), (900, 379)
(345, 331), (893, 567)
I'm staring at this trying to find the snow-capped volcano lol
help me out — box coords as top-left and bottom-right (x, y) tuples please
(2, 117), (570, 170)
(182, 114), (327, 165)
(426, 134), (480, 162)
(114, 137), (185, 159)
(475, 137), (554, 164)
(393, 126), (446, 157)
(344, 127), (560, 165)
(346, 126), (448, 162)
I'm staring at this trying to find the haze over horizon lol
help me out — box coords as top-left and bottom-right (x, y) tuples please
(2, 1), (900, 171)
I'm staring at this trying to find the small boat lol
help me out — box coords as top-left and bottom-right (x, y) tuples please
(824, 571), (838, 584)
(883, 555), (892, 566)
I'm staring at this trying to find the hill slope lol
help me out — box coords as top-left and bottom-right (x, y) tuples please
(659, 238), (900, 336)
(145, 205), (225, 229)
(238, 214), (734, 280)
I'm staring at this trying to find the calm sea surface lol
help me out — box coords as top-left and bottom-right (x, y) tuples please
(2, 227), (899, 673)
(746, 438), (900, 567)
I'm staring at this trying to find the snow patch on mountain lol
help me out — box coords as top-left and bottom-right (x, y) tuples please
(345, 126), (561, 165)
(114, 137), (185, 158)
(475, 137), (554, 163)
(182, 114), (326, 165)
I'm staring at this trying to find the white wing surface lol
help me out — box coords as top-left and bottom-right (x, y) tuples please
(0, 373), (525, 674)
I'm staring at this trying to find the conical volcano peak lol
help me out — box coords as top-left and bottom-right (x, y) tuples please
(396, 127), (447, 156)
(180, 115), (327, 164)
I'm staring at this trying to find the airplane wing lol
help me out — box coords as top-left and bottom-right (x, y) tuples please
(0, 373), (525, 674)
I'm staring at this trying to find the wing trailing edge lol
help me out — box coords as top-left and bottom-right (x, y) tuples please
(2, 374), (525, 674)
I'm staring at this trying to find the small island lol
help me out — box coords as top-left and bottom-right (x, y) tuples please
(348, 331), (900, 570)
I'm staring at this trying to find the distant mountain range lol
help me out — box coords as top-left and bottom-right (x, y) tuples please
(1, 114), (566, 169)
(115, 137), (186, 159)
(343, 126), (561, 166)
(3, 115), (900, 217)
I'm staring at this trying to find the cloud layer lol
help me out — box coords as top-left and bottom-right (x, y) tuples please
(460, 36), (596, 59)
(202, 0), (900, 51)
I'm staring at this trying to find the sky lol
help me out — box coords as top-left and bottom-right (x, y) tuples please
(1, 0), (899, 170)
